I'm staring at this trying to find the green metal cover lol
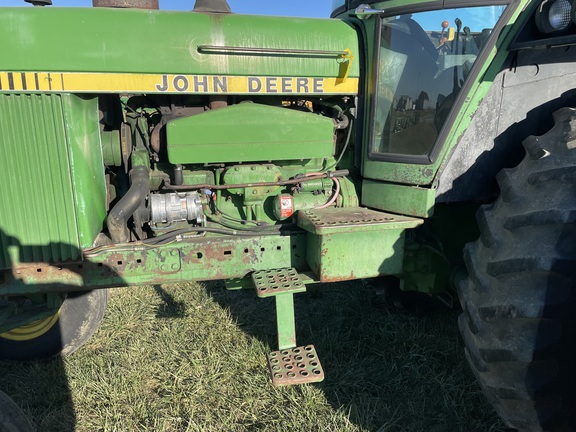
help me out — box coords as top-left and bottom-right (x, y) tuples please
(297, 208), (423, 282)
(362, 180), (436, 218)
(0, 8), (360, 80)
(0, 94), (106, 269)
(166, 103), (335, 164)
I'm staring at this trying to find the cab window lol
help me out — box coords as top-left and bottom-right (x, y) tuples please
(371, 6), (506, 159)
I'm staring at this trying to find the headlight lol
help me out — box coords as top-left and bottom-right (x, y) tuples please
(550, 0), (572, 29)
(536, 0), (572, 33)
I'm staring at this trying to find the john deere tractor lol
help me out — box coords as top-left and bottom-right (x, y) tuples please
(1, 0), (575, 430)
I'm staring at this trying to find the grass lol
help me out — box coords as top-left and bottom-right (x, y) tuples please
(0, 281), (511, 431)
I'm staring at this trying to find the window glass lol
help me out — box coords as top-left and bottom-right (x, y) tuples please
(371, 6), (506, 157)
(332, 0), (346, 11)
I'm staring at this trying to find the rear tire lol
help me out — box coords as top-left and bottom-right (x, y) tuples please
(0, 390), (34, 432)
(0, 289), (108, 360)
(459, 108), (576, 431)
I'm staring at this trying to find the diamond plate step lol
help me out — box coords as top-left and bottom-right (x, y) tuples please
(267, 345), (324, 386)
(252, 268), (306, 298)
(297, 207), (422, 235)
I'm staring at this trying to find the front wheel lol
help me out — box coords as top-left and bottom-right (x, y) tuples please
(0, 289), (108, 360)
(459, 108), (576, 431)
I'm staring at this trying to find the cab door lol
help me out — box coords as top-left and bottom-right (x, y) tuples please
(359, 2), (510, 216)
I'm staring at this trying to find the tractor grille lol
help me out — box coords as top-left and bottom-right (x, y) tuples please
(0, 93), (81, 268)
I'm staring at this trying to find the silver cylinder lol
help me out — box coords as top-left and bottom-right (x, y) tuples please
(150, 192), (201, 224)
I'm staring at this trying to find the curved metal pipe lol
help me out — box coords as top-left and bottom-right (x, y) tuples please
(107, 166), (149, 243)
(334, 112), (350, 130)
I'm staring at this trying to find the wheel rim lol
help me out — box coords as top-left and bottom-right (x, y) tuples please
(0, 311), (60, 341)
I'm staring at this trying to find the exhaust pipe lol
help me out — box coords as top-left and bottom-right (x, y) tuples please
(24, 0), (52, 5)
(193, 0), (231, 13)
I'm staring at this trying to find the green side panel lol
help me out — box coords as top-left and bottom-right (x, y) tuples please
(0, 8), (359, 79)
(306, 230), (406, 282)
(0, 94), (79, 268)
(362, 180), (436, 218)
(0, 94), (106, 269)
(167, 103), (335, 164)
(62, 95), (107, 247)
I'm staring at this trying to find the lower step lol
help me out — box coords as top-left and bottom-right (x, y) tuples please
(267, 345), (324, 386)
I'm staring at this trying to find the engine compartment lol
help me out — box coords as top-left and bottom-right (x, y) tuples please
(98, 93), (357, 245)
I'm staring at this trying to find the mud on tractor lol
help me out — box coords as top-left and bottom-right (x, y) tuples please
(1, 0), (576, 430)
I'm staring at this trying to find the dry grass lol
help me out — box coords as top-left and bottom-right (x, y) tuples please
(0, 281), (511, 431)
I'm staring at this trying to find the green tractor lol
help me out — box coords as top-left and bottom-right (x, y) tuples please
(1, 0), (575, 429)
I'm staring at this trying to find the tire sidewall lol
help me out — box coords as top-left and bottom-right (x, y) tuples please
(0, 289), (107, 361)
(0, 390), (34, 432)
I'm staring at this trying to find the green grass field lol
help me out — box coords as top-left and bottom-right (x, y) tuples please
(0, 282), (511, 431)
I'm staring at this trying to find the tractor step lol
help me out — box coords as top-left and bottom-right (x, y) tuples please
(252, 268), (306, 298)
(267, 345), (324, 386)
(297, 207), (422, 234)
(253, 268), (322, 385)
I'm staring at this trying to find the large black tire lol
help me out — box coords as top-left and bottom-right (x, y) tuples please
(459, 107), (576, 432)
(0, 289), (108, 361)
(0, 390), (34, 432)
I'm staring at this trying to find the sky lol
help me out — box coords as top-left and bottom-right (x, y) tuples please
(2, 0), (334, 18)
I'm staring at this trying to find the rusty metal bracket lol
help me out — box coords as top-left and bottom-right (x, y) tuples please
(157, 248), (181, 273)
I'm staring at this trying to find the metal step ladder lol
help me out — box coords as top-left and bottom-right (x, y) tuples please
(251, 268), (324, 386)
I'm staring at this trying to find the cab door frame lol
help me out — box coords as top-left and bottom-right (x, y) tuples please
(355, 0), (520, 217)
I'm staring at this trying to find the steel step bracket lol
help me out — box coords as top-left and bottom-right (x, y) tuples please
(251, 268), (305, 351)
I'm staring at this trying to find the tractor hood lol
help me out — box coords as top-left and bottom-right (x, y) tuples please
(0, 7), (359, 96)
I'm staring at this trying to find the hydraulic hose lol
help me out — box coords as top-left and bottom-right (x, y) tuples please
(164, 169), (349, 191)
(107, 165), (150, 243)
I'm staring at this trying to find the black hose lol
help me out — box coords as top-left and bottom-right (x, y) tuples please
(324, 117), (354, 172)
(335, 112), (349, 130)
(83, 224), (297, 257)
(137, 224), (292, 247)
(107, 166), (150, 243)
